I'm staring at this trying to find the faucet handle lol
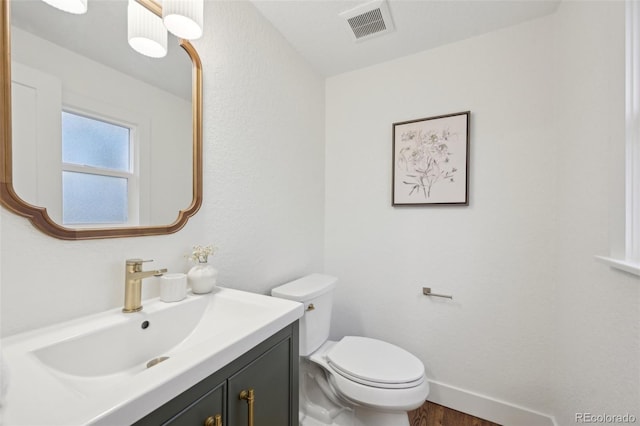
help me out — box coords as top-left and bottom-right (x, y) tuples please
(126, 258), (154, 265)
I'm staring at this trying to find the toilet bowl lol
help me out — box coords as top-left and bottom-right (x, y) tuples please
(271, 274), (429, 426)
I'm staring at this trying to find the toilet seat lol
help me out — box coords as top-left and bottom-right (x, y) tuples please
(326, 336), (425, 389)
(308, 338), (429, 412)
(327, 366), (430, 411)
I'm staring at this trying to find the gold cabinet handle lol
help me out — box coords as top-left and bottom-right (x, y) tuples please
(239, 389), (255, 426)
(204, 414), (222, 426)
(306, 303), (315, 311)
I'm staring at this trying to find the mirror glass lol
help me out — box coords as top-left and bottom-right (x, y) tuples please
(6, 0), (199, 234)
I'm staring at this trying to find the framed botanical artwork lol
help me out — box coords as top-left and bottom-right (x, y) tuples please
(392, 111), (470, 206)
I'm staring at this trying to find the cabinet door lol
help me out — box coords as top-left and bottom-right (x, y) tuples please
(163, 382), (225, 426)
(228, 338), (292, 426)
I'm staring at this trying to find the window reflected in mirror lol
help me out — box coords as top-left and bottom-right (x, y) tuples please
(61, 111), (133, 226)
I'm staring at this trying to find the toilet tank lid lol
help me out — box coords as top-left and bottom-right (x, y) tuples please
(271, 273), (337, 301)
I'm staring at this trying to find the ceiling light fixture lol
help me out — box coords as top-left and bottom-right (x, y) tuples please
(40, 0), (203, 57)
(41, 0), (87, 14)
(128, 0), (168, 58)
(162, 0), (204, 40)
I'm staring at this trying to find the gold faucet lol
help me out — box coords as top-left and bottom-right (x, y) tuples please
(123, 259), (168, 313)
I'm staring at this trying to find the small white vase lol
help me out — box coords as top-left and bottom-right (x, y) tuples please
(187, 262), (218, 294)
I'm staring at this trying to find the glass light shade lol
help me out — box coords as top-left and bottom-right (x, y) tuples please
(162, 0), (203, 40)
(128, 0), (168, 58)
(41, 0), (87, 14)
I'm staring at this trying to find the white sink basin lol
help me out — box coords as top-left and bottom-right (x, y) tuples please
(1, 287), (303, 425)
(34, 295), (209, 380)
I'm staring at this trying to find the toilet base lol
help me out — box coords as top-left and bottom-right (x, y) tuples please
(300, 359), (355, 426)
(301, 409), (409, 426)
(352, 407), (410, 426)
(300, 358), (412, 426)
(300, 412), (352, 426)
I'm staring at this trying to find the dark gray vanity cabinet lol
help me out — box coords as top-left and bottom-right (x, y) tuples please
(227, 331), (293, 425)
(134, 322), (299, 426)
(163, 383), (225, 426)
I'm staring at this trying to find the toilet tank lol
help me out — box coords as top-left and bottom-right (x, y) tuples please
(271, 274), (337, 356)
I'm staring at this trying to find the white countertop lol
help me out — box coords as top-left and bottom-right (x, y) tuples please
(0, 287), (303, 425)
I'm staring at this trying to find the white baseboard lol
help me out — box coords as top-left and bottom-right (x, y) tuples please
(427, 380), (557, 426)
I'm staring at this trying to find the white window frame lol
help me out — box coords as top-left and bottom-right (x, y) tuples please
(627, 0), (640, 265)
(61, 109), (137, 226)
(596, 0), (640, 277)
(60, 93), (144, 228)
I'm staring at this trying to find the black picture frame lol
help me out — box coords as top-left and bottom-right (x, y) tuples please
(392, 111), (470, 206)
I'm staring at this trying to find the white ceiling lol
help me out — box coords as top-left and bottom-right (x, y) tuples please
(11, 0), (192, 100)
(250, 0), (561, 76)
(12, 0), (561, 90)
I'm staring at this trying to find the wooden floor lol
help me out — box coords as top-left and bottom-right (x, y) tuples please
(408, 401), (501, 426)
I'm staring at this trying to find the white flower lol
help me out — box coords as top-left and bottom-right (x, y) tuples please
(188, 245), (216, 263)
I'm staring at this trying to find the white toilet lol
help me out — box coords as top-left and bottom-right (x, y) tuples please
(271, 274), (429, 426)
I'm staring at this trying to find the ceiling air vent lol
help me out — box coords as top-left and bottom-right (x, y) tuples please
(340, 0), (395, 42)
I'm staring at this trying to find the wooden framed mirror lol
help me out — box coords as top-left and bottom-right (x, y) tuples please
(0, 0), (202, 240)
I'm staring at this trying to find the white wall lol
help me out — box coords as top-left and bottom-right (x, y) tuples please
(326, 13), (557, 419)
(552, 2), (640, 425)
(325, 2), (639, 424)
(0, 1), (325, 337)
